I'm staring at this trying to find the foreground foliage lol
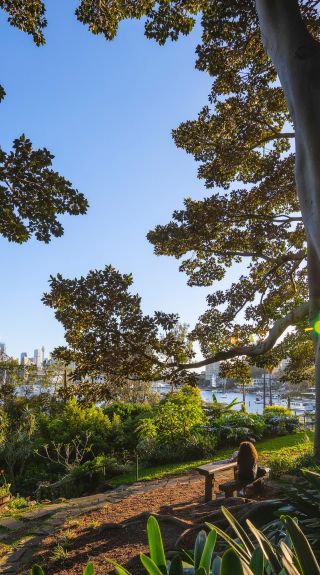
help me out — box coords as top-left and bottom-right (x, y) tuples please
(30, 509), (320, 575)
(267, 468), (320, 550)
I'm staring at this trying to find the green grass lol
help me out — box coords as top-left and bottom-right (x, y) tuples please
(110, 431), (314, 486)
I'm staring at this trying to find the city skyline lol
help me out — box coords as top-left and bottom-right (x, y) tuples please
(0, 343), (46, 365)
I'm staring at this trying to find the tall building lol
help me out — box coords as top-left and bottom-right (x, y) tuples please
(0, 342), (6, 355)
(205, 362), (220, 382)
(20, 352), (28, 365)
(34, 348), (42, 368)
(41, 346), (45, 364)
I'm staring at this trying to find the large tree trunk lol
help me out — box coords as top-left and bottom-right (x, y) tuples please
(307, 242), (320, 456)
(255, 0), (320, 458)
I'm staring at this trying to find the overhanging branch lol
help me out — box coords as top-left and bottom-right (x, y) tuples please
(174, 301), (309, 370)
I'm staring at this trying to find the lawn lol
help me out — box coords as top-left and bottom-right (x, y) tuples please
(110, 431), (314, 486)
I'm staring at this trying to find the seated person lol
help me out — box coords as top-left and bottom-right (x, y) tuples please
(235, 440), (258, 482)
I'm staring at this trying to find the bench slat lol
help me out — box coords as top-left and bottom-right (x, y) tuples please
(196, 461), (237, 476)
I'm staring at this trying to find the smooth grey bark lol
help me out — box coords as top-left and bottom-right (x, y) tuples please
(255, 0), (320, 457)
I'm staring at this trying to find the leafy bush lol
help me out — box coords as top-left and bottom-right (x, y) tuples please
(139, 432), (217, 464)
(211, 411), (265, 446)
(6, 496), (29, 510)
(152, 386), (207, 445)
(202, 398), (239, 418)
(103, 403), (155, 453)
(104, 401), (152, 421)
(263, 462), (320, 549)
(137, 386), (211, 462)
(264, 405), (293, 417)
(67, 454), (127, 494)
(36, 398), (114, 456)
(0, 409), (36, 486)
(72, 454), (127, 480)
(263, 408), (299, 436)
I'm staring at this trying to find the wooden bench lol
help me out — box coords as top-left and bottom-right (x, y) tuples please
(220, 467), (270, 498)
(196, 461), (237, 502)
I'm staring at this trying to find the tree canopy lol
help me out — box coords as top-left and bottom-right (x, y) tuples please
(43, 266), (196, 387)
(39, 1), (319, 389)
(7, 2), (320, 393)
(0, 2), (88, 243)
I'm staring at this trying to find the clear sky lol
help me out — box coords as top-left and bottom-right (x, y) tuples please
(0, 1), (216, 359)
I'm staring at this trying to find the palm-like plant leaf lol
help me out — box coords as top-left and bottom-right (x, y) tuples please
(147, 516), (167, 575)
(194, 531), (207, 571)
(221, 506), (255, 555)
(140, 553), (165, 575)
(206, 522), (250, 564)
(83, 563), (95, 575)
(249, 548), (264, 575)
(31, 567), (45, 575)
(220, 548), (253, 575)
(281, 515), (320, 575)
(247, 520), (282, 575)
(198, 529), (217, 573)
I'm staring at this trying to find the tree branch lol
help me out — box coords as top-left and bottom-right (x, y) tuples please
(174, 301), (309, 370)
(211, 249), (306, 264)
(251, 132), (295, 151)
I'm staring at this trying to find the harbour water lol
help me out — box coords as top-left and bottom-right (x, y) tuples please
(200, 389), (287, 415)
(152, 383), (313, 416)
(153, 384), (286, 414)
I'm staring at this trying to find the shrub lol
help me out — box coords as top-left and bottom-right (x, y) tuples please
(152, 386), (206, 446)
(36, 398), (114, 456)
(268, 440), (313, 479)
(104, 401), (152, 421)
(202, 399), (239, 418)
(6, 496), (29, 510)
(136, 386), (210, 462)
(103, 403), (153, 453)
(140, 433), (217, 464)
(36, 453), (127, 500)
(72, 454), (126, 480)
(0, 483), (10, 498)
(263, 412), (299, 436)
(69, 454), (127, 493)
(211, 411), (265, 446)
(263, 405), (293, 417)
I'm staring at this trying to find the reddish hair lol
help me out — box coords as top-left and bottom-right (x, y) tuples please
(237, 441), (258, 466)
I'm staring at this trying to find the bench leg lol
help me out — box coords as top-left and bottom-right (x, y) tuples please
(204, 476), (215, 502)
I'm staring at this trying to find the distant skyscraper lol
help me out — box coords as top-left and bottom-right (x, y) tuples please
(20, 352), (28, 365)
(34, 348), (42, 368)
(205, 362), (220, 382)
(41, 346), (45, 364)
(0, 342), (6, 355)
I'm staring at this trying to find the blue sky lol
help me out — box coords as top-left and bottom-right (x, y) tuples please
(0, 1), (216, 359)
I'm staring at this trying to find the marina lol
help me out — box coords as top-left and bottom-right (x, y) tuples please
(152, 382), (316, 417)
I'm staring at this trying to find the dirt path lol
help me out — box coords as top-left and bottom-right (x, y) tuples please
(0, 469), (234, 575)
